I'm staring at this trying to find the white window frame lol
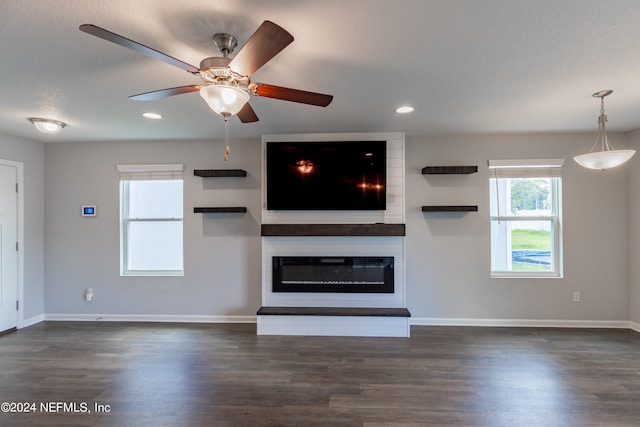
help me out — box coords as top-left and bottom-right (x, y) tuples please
(489, 159), (563, 278)
(117, 164), (184, 277)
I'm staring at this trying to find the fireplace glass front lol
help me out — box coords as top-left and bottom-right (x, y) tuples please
(272, 256), (394, 293)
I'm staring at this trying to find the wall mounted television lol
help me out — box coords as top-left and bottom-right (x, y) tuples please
(266, 140), (386, 210)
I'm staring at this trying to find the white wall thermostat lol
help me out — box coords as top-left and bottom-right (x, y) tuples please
(82, 205), (97, 217)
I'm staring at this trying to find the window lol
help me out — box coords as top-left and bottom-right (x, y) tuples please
(117, 164), (184, 276)
(489, 159), (563, 278)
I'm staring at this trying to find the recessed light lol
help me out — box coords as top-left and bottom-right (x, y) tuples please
(142, 112), (162, 119)
(395, 106), (414, 114)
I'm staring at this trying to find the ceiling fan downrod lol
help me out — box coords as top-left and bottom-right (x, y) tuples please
(212, 33), (237, 58)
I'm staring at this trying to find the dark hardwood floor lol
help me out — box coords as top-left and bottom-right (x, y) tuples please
(1, 322), (639, 427)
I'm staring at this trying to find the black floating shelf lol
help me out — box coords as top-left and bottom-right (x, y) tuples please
(261, 223), (406, 237)
(422, 205), (478, 212)
(421, 166), (478, 174)
(194, 169), (247, 177)
(194, 207), (247, 213)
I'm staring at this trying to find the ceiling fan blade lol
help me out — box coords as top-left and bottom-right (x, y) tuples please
(79, 24), (200, 74)
(250, 83), (333, 107)
(228, 21), (294, 77)
(237, 103), (259, 123)
(129, 85), (202, 102)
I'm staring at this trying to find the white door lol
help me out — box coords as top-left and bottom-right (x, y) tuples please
(0, 163), (18, 333)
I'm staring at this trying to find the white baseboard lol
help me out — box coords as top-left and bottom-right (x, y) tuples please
(22, 314), (639, 332)
(20, 314), (45, 328)
(411, 317), (631, 329)
(44, 313), (257, 324)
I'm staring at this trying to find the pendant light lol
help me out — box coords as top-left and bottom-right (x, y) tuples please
(574, 90), (635, 170)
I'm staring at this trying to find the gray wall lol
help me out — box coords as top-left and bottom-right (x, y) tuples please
(0, 132), (45, 321)
(44, 139), (261, 317)
(41, 132), (633, 323)
(405, 133), (630, 322)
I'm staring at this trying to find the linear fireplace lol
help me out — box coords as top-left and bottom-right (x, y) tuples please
(272, 256), (394, 293)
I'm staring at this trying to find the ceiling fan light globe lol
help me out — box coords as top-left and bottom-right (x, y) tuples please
(573, 149), (635, 170)
(221, 88), (238, 104)
(199, 85), (249, 117)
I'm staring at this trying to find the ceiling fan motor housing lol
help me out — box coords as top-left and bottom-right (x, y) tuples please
(200, 56), (232, 76)
(199, 56), (249, 90)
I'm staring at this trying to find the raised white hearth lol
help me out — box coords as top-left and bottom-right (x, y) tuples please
(258, 132), (408, 337)
(257, 306), (411, 337)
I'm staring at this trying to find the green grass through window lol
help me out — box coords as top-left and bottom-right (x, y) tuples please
(511, 229), (551, 250)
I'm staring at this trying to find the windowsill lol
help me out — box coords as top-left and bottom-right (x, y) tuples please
(121, 271), (184, 277)
(491, 272), (563, 279)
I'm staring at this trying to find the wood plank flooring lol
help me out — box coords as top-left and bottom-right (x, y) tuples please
(1, 322), (639, 426)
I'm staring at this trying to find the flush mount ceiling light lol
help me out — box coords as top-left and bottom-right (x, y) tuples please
(28, 118), (66, 135)
(395, 105), (415, 114)
(574, 90), (635, 170)
(142, 112), (162, 119)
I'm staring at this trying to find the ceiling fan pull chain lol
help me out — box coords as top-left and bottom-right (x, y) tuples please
(223, 116), (231, 161)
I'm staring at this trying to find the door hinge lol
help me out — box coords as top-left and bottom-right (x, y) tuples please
(16, 241), (18, 251)
(16, 300), (19, 311)
(16, 183), (18, 193)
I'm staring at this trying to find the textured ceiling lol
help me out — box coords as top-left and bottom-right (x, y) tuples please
(2, 0), (640, 143)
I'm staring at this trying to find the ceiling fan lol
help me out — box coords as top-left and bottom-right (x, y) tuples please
(79, 21), (333, 125)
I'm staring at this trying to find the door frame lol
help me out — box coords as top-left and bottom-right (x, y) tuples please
(0, 159), (24, 329)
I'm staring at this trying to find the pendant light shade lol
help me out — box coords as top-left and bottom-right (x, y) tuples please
(573, 90), (635, 170)
(573, 149), (635, 170)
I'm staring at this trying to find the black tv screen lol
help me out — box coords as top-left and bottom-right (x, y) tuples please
(266, 140), (386, 210)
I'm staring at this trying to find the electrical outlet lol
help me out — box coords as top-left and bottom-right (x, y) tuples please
(85, 288), (94, 302)
(572, 291), (581, 303)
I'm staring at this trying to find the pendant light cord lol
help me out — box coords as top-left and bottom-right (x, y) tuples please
(598, 96), (614, 152)
(587, 93), (615, 154)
